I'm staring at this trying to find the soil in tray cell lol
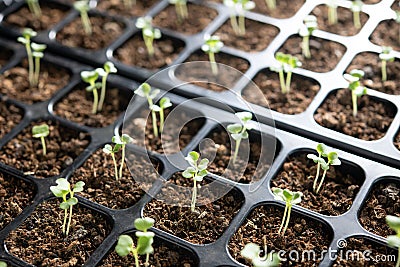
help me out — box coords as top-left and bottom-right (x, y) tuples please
(370, 20), (400, 52)
(0, 100), (22, 140)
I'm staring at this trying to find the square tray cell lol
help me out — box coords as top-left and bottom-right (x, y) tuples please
(0, 100), (22, 141)
(370, 20), (400, 52)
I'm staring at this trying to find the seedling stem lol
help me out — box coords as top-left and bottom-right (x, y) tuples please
(32, 123), (49, 156)
(74, 0), (92, 35)
(26, 0), (41, 18)
(227, 112), (253, 164)
(351, 0), (363, 29)
(96, 61), (117, 112)
(17, 28), (37, 88)
(265, 0), (276, 10)
(379, 46), (395, 82)
(299, 15), (317, 59)
(343, 69), (367, 117)
(201, 35), (224, 75)
(272, 188), (302, 236)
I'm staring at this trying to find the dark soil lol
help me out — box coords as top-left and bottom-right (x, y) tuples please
(333, 238), (397, 267)
(392, 0), (400, 11)
(0, 48), (13, 68)
(394, 131), (400, 151)
(99, 236), (197, 267)
(365, 0), (381, 3)
(0, 120), (90, 178)
(370, 20), (400, 53)
(0, 173), (35, 230)
(5, 199), (111, 266)
(0, 61), (71, 104)
(311, 5), (368, 36)
(126, 107), (205, 154)
(54, 85), (132, 128)
(56, 15), (125, 50)
(70, 148), (162, 209)
(279, 36), (346, 73)
(153, 3), (217, 35)
(314, 89), (396, 141)
(346, 52), (400, 95)
(96, 0), (159, 18)
(228, 205), (332, 266)
(271, 153), (363, 216)
(242, 70), (320, 114)
(114, 34), (184, 70)
(0, 100), (22, 140)
(215, 18), (279, 52)
(175, 51), (249, 92)
(359, 180), (400, 237)
(4, 2), (69, 32)
(143, 173), (244, 244)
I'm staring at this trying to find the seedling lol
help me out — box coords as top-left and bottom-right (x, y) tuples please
(343, 69), (368, 117)
(265, 0), (276, 10)
(272, 188), (303, 236)
(17, 28), (37, 88)
(386, 215), (400, 267)
(26, 0), (41, 18)
(299, 15), (317, 59)
(223, 0), (255, 36)
(103, 144), (120, 180)
(112, 134), (133, 179)
(81, 70), (101, 114)
(95, 61), (117, 112)
(227, 112), (253, 164)
(269, 52), (302, 94)
(351, 0), (363, 29)
(169, 0), (188, 21)
(135, 16), (161, 57)
(307, 143), (341, 194)
(201, 35), (224, 75)
(31, 42), (46, 87)
(379, 46), (395, 82)
(74, 0), (92, 35)
(241, 243), (280, 267)
(325, 0), (338, 25)
(50, 178), (85, 236)
(115, 217), (155, 267)
(32, 123), (50, 156)
(151, 97), (172, 133)
(182, 151), (209, 212)
(134, 83), (160, 137)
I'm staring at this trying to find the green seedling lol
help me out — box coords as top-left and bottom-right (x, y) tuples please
(32, 123), (50, 156)
(74, 0), (92, 35)
(325, 0), (338, 25)
(31, 42), (46, 87)
(223, 0), (255, 36)
(151, 97), (172, 133)
(115, 217), (155, 267)
(351, 0), (363, 29)
(265, 0), (276, 10)
(379, 46), (395, 82)
(135, 16), (162, 57)
(201, 35), (224, 75)
(134, 83), (161, 138)
(272, 188), (303, 236)
(270, 52), (302, 94)
(343, 69), (367, 117)
(81, 70), (101, 114)
(241, 243), (280, 267)
(17, 28), (37, 88)
(299, 15), (317, 59)
(112, 134), (133, 179)
(169, 0), (188, 21)
(50, 178), (85, 236)
(227, 112), (252, 164)
(26, 0), (41, 18)
(96, 61), (117, 112)
(103, 144), (120, 180)
(307, 143), (341, 194)
(182, 151), (209, 212)
(386, 215), (400, 267)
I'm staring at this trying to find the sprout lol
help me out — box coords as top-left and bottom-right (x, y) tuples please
(32, 123), (49, 156)
(95, 61), (117, 112)
(379, 46), (395, 82)
(269, 52), (301, 94)
(135, 16), (162, 57)
(151, 97), (172, 133)
(227, 112), (252, 164)
(112, 134), (133, 179)
(182, 151), (209, 212)
(299, 15), (317, 59)
(81, 70), (101, 114)
(272, 188), (303, 236)
(103, 144), (120, 180)
(31, 42), (47, 87)
(307, 143), (341, 194)
(265, 0), (276, 10)
(343, 69), (368, 117)
(325, 0), (338, 25)
(122, 0), (136, 8)
(386, 215), (400, 267)
(169, 0), (188, 21)
(134, 83), (160, 138)
(74, 0), (92, 35)
(0, 261), (7, 267)
(351, 0), (363, 29)
(17, 28), (37, 88)
(241, 243), (280, 267)
(201, 35), (224, 75)
(26, 0), (41, 18)
(223, 0), (255, 36)
(115, 217), (155, 267)
(50, 178), (85, 236)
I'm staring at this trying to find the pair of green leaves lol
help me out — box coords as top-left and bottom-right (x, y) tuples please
(223, 0), (256, 12)
(135, 16), (162, 39)
(50, 178), (85, 210)
(81, 70), (101, 92)
(32, 124), (49, 138)
(135, 83), (160, 100)
(241, 243), (280, 267)
(379, 46), (395, 62)
(271, 52), (302, 73)
(307, 143), (341, 171)
(183, 151), (209, 182)
(227, 112), (252, 141)
(149, 97), (172, 112)
(272, 188), (303, 205)
(343, 69), (368, 97)
(201, 35), (224, 54)
(299, 15), (317, 37)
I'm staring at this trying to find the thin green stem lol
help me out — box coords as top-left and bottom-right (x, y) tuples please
(285, 71), (292, 93)
(230, 15), (239, 35)
(232, 138), (241, 164)
(119, 145), (125, 179)
(80, 10), (92, 35)
(279, 69), (286, 93)
(98, 73), (108, 112)
(238, 15), (245, 36)
(133, 249), (140, 267)
(313, 152), (321, 191)
(396, 249), (399, 267)
(145, 253), (150, 267)
(302, 36), (311, 59)
(66, 204), (73, 236)
(25, 42), (34, 87)
(191, 179), (197, 212)
(278, 205), (288, 235)
(62, 197), (67, 234)
(381, 60), (387, 82)
(144, 36), (155, 57)
(328, 6), (337, 25)
(147, 98), (159, 137)
(316, 169), (328, 194)
(40, 136), (46, 155)
(123, 0), (132, 8)
(282, 205), (292, 236)
(351, 90), (358, 117)
(92, 88), (98, 114)
(111, 153), (119, 180)
(208, 52), (218, 75)
(159, 108), (165, 133)
(265, 0), (276, 9)
(353, 11), (361, 29)
(34, 56), (40, 87)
